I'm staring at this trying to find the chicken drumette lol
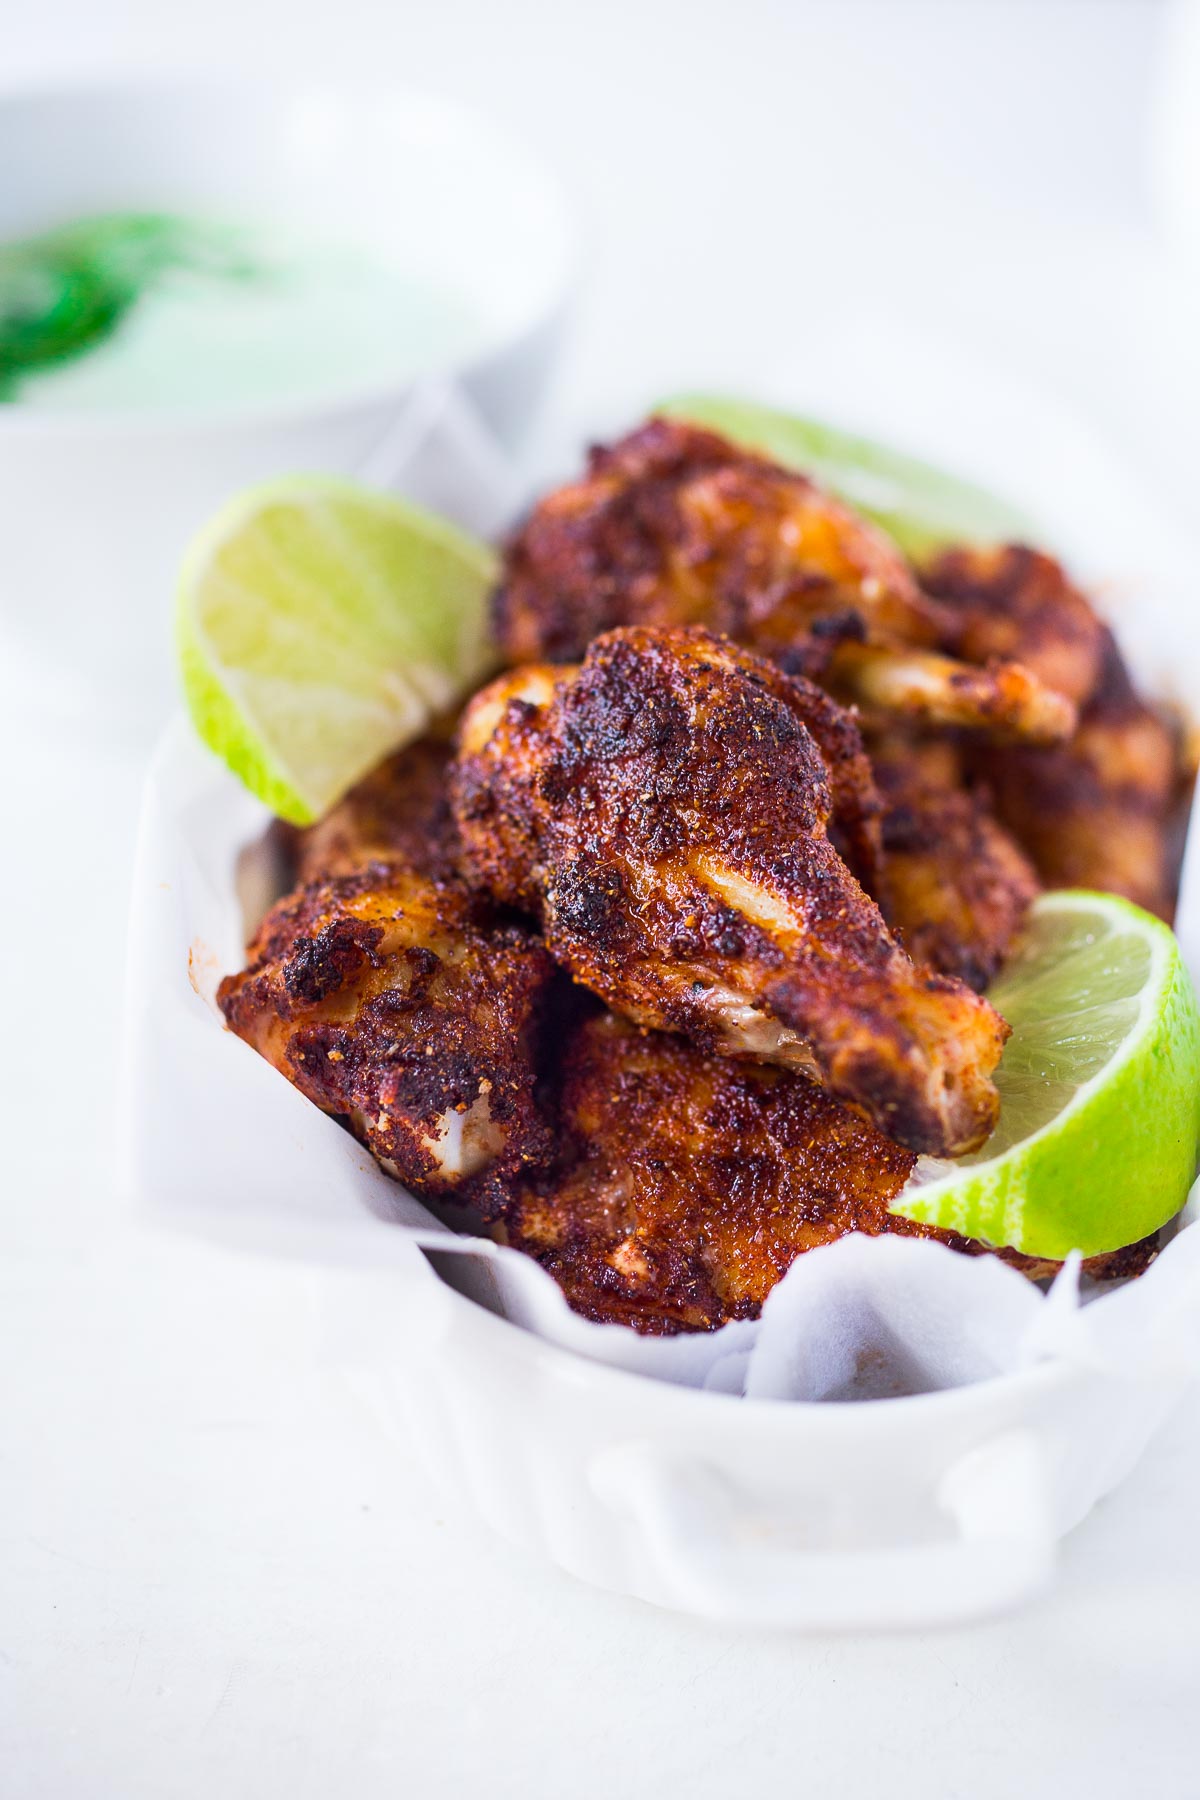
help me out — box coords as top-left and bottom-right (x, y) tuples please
(870, 732), (1042, 990)
(926, 545), (1194, 921)
(219, 743), (556, 1211)
(452, 625), (1009, 1156)
(502, 1008), (926, 1332)
(495, 417), (1076, 746)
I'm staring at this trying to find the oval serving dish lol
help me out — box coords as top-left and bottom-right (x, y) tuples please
(123, 353), (1200, 1630)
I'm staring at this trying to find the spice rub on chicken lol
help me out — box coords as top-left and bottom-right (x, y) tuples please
(501, 1009), (927, 1334)
(452, 625), (1009, 1156)
(287, 733), (460, 885)
(926, 546), (1195, 922)
(219, 741), (556, 1211)
(870, 732), (1042, 991)
(495, 417), (1076, 746)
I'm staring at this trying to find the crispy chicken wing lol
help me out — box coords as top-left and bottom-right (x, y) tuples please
(495, 418), (1075, 745)
(496, 415), (943, 661)
(975, 632), (1191, 920)
(831, 640), (1075, 745)
(871, 733), (1041, 990)
(218, 855), (556, 1211)
(452, 625), (1008, 1155)
(924, 548), (1192, 921)
(501, 1010), (925, 1332)
(923, 544), (1108, 709)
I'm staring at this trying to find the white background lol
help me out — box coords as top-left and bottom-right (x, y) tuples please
(5, 2), (1200, 1795)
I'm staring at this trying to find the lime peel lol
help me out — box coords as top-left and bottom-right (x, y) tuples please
(891, 891), (1200, 1260)
(177, 474), (499, 824)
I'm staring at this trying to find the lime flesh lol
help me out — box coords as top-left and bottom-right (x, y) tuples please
(178, 475), (498, 824)
(658, 393), (1035, 560)
(891, 891), (1200, 1259)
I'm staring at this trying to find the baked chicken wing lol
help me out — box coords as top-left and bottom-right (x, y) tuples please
(501, 1009), (925, 1332)
(452, 625), (1009, 1155)
(495, 418), (1075, 745)
(924, 543), (1108, 709)
(871, 733), (1041, 990)
(926, 547), (1193, 921)
(976, 633), (1192, 921)
(220, 741), (556, 1208)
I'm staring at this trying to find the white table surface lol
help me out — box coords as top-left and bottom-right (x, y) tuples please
(5, 3), (1200, 1795)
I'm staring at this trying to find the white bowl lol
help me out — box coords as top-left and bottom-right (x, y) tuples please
(0, 80), (575, 728)
(122, 332), (1200, 1632)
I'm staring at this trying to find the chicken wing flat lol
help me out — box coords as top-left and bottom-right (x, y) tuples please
(975, 632), (1192, 921)
(452, 625), (1008, 1155)
(218, 858), (556, 1210)
(871, 733), (1041, 990)
(495, 417), (1075, 745)
(501, 1009), (927, 1332)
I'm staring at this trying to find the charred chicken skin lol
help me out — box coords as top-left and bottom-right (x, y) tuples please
(926, 547), (1192, 921)
(924, 543), (1108, 710)
(496, 415), (944, 662)
(451, 625), (1009, 1156)
(502, 1009), (927, 1333)
(495, 417), (1076, 746)
(870, 733), (1042, 990)
(220, 742), (556, 1211)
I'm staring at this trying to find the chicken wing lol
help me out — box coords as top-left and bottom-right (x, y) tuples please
(975, 632), (1192, 921)
(495, 417), (1075, 744)
(924, 547), (1192, 921)
(452, 625), (1008, 1155)
(923, 544), (1108, 708)
(496, 415), (943, 661)
(870, 733), (1041, 989)
(501, 1009), (925, 1332)
(218, 857), (556, 1210)
(829, 641), (1075, 746)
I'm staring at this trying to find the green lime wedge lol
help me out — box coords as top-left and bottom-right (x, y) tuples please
(658, 393), (1035, 560)
(177, 475), (499, 824)
(891, 891), (1200, 1259)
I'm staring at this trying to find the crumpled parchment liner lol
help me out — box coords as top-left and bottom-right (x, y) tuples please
(126, 721), (1200, 1404)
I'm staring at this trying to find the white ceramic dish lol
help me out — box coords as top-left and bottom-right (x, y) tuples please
(123, 344), (1200, 1631)
(0, 79), (574, 726)
(123, 721), (1200, 1630)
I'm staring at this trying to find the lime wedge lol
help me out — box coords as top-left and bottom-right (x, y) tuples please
(891, 892), (1200, 1259)
(658, 393), (1035, 560)
(177, 475), (499, 824)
